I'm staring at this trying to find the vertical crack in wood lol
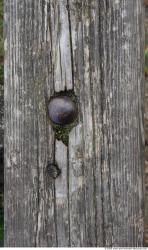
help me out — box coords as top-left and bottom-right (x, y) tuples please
(99, 1), (113, 246)
(29, 2), (40, 246)
(88, 5), (97, 246)
(58, 42), (63, 90)
(98, 2), (106, 246)
(53, 139), (58, 246)
(67, 0), (74, 89)
(66, 1), (74, 246)
(89, 63), (98, 248)
(53, 184), (58, 246)
(47, 2), (58, 246)
(35, 118), (40, 247)
(67, 147), (71, 246)
(137, 1), (145, 244)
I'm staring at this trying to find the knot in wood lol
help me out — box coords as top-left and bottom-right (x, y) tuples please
(47, 163), (61, 179)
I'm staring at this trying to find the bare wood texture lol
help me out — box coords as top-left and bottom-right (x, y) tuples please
(0, 82), (4, 186)
(4, 0), (144, 247)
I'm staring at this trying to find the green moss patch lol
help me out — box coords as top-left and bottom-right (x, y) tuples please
(52, 122), (77, 146)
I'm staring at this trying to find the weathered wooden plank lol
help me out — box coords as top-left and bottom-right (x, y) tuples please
(68, 0), (144, 247)
(50, 0), (73, 92)
(68, 1), (103, 246)
(4, 0), (56, 247)
(69, 124), (87, 246)
(4, 0), (144, 247)
(55, 140), (69, 246)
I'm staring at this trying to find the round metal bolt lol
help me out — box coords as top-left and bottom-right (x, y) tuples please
(48, 96), (78, 125)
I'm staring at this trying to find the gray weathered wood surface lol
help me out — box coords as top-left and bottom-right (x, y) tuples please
(4, 0), (145, 247)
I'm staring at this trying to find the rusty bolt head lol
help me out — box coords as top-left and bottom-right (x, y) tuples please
(48, 96), (78, 125)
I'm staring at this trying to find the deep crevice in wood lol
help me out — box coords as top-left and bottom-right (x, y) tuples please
(88, 4), (98, 246)
(35, 109), (40, 247)
(53, 183), (58, 246)
(67, 0), (74, 90)
(52, 137), (58, 247)
(98, 2), (106, 246)
(66, 146), (71, 246)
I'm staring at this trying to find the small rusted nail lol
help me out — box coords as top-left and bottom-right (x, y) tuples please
(48, 96), (78, 125)
(47, 163), (61, 179)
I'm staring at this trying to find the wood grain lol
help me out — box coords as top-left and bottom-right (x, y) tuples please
(4, 0), (145, 247)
